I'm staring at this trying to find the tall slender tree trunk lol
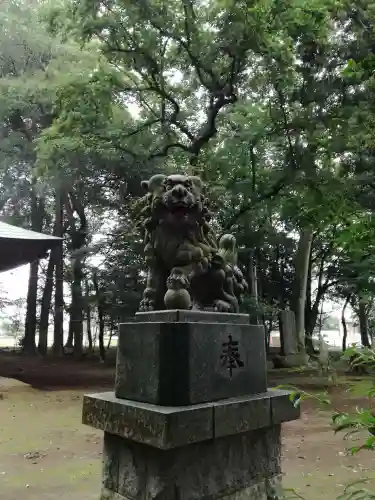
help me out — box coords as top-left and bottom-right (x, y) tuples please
(85, 281), (93, 352)
(64, 190), (87, 358)
(304, 257), (312, 332)
(293, 228), (314, 353)
(53, 190), (64, 356)
(65, 313), (74, 352)
(98, 304), (105, 362)
(304, 256), (316, 353)
(342, 295), (351, 352)
(248, 249), (259, 324)
(93, 273), (105, 361)
(23, 186), (44, 354)
(38, 252), (55, 355)
(23, 259), (39, 353)
(72, 259), (84, 358)
(107, 326), (114, 350)
(358, 299), (371, 347)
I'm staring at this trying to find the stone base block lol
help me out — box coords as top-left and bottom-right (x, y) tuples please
(98, 427), (282, 500)
(82, 389), (300, 449)
(273, 353), (309, 368)
(100, 476), (282, 500)
(83, 391), (298, 499)
(115, 310), (267, 405)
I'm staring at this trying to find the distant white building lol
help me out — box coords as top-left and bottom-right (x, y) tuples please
(270, 321), (361, 349)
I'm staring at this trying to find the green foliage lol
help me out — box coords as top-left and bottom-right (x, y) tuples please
(332, 348), (375, 455)
(280, 349), (375, 499)
(32, 0), (375, 347)
(4, 0), (375, 367)
(342, 346), (375, 370)
(275, 384), (331, 409)
(337, 480), (375, 500)
(4, 2), (375, 499)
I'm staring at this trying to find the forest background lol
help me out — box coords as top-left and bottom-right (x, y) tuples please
(1, 0), (375, 359)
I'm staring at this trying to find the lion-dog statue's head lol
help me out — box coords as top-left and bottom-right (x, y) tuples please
(141, 174), (205, 227)
(136, 174), (217, 270)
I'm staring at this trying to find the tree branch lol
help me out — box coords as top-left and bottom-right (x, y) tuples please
(149, 141), (191, 159)
(224, 173), (292, 230)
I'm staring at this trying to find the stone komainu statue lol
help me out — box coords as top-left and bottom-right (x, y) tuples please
(134, 174), (248, 312)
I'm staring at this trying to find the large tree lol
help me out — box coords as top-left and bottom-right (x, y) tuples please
(33, 0), (375, 355)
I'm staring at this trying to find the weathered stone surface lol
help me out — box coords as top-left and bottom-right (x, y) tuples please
(115, 322), (161, 404)
(103, 433), (120, 491)
(171, 430), (278, 498)
(221, 482), (267, 499)
(262, 425), (282, 475)
(134, 309), (250, 324)
(99, 427), (281, 500)
(270, 389), (301, 424)
(136, 174), (247, 313)
(82, 390), (299, 448)
(87, 390), (294, 500)
(100, 481), (279, 500)
(82, 392), (213, 449)
(213, 393), (271, 438)
(266, 474), (283, 499)
(115, 321), (267, 405)
(100, 488), (125, 500)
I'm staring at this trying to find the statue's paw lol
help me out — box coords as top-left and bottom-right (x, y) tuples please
(139, 298), (155, 312)
(213, 300), (231, 313)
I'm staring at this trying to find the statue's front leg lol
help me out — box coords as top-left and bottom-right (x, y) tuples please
(139, 265), (160, 311)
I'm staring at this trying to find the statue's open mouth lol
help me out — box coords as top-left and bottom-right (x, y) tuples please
(169, 203), (190, 217)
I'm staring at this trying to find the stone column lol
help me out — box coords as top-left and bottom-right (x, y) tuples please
(83, 310), (300, 500)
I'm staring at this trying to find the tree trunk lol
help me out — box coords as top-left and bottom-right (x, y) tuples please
(53, 190), (64, 356)
(23, 259), (39, 353)
(98, 306), (105, 362)
(23, 186), (44, 354)
(358, 299), (371, 347)
(106, 327), (114, 350)
(293, 228), (314, 353)
(65, 314), (74, 352)
(71, 260), (84, 358)
(305, 254), (332, 340)
(65, 191), (87, 358)
(304, 256), (313, 333)
(38, 252), (55, 355)
(342, 295), (351, 352)
(85, 281), (93, 351)
(93, 273), (106, 361)
(248, 249), (259, 324)
(306, 297), (322, 338)
(87, 306), (93, 351)
(304, 253), (316, 353)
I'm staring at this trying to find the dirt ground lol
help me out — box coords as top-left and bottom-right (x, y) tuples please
(1, 355), (375, 499)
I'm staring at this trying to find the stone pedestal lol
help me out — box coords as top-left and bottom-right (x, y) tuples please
(115, 310), (267, 405)
(82, 311), (300, 500)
